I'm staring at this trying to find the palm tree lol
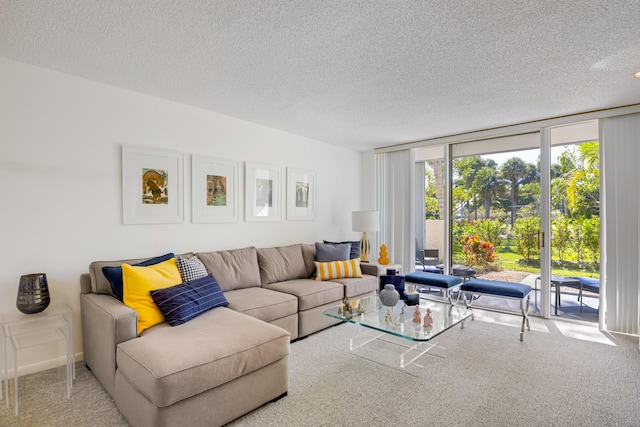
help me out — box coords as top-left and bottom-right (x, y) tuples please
(472, 166), (503, 219)
(500, 157), (537, 226)
(579, 141), (599, 170)
(453, 156), (494, 220)
(556, 142), (599, 218)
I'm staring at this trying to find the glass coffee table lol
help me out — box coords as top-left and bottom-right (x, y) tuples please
(323, 295), (472, 368)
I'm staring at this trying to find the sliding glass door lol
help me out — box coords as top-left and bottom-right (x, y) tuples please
(450, 134), (542, 313)
(548, 123), (601, 321)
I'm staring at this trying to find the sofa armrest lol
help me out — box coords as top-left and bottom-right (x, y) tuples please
(80, 293), (137, 398)
(360, 263), (378, 277)
(80, 273), (92, 294)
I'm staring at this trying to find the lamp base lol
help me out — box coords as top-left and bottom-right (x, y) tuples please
(360, 232), (371, 262)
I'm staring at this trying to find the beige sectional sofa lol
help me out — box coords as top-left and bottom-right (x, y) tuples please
(80, 243), (378, 427)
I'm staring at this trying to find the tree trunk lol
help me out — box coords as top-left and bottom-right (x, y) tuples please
(429, 160), (445, 220)
(474, 197), (478, 220)
(484, 196), (491, 219)
(510, 184), (517, 226)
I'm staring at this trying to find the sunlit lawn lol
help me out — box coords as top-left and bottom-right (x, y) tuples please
(497, 246), (599, 278)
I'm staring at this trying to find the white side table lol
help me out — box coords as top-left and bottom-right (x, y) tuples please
(1, 304), (74, 415)
(362, 262), (402, 277)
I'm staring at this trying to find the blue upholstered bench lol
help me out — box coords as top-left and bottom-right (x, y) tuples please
(405, 271), (463, 305)
(423, 265), (443, 274)
(570, 276), (600, 312)
(460, 279), (532, 341)
(571, 276), (600, 294)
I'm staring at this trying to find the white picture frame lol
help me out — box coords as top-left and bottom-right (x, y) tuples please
(245, 162), (281, 222)
(286, 167), (316, 220)
(122, 145), (183, 224)
(191, 155), (240, 223)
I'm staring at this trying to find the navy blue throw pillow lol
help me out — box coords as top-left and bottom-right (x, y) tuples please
(323, 240), (360, 259)
(102, 253), (175, 301)
(150, 274), (229, 326)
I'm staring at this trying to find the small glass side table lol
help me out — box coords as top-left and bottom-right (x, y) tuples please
(1, 304), (74, 415)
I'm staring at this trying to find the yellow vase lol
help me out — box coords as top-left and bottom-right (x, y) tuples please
(378, 244), (390, 265)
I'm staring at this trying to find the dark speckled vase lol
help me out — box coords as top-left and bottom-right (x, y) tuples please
(16, 273), (50, 314)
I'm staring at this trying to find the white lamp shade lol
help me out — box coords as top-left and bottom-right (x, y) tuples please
(352, 210), (380, 232)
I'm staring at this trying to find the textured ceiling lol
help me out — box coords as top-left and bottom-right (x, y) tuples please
(1, 1), (639, 150)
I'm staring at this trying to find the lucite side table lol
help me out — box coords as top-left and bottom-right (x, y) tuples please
(1, 304), (74, 415)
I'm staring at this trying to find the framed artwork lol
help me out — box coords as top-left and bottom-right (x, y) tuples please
(245, 162), (281, 222)
(191, 155), (240, 223)
(286, 168), (316, 220)
(122, 145), (184, 224)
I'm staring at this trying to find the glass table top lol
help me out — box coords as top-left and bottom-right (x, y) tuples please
(323, 295), (472, 342)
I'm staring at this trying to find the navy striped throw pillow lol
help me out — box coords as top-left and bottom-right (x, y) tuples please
(150, 274), (228, 326)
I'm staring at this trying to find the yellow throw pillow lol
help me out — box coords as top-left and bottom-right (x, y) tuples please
(314, 258), (363, 281)
(122, 258), (182, 335)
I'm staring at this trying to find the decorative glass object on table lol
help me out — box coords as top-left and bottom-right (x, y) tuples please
(1, 304), (74, 415)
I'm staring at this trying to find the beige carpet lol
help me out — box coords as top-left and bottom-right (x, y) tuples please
(1, 311), (639, 426)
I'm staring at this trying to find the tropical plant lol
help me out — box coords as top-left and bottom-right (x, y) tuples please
(552, 214), (571, 262)
(581, 216), (600, 263)
(513, 216), (540, 262)
(474, 218), (504, 251)
(571, 219), (586, 263)
(556, 142), (599, 218)
(460, 234), (497, 270)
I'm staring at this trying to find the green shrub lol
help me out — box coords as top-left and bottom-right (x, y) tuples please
(513, 216), (540, 262)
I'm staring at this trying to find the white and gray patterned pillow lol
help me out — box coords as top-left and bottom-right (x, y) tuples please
(176, 255), (208, 283)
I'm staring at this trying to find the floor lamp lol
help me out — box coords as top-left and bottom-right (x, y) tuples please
(352, 210), (380, 263)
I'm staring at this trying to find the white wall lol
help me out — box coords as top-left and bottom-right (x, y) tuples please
(0, 58), (364, 371)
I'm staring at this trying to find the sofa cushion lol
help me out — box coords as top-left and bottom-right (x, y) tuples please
(257, 244), (308, 285)
(150, 274), (229, 326)
(315, 242), (350, 262)
(329, 275), (379, 298)
(122, 259), (183, 335)
(196, 247), (261, 292)
(175, 255), (208, 283)
(117, 307), (290, 408)
(265, 279), (344, 311)
(224, 287), (297, 322)
(314, 258), (363, 281)
(102, 253), (175, 301)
